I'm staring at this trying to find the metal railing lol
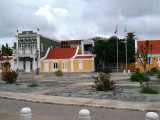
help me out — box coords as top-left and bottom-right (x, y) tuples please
(13, 49), (36, 54)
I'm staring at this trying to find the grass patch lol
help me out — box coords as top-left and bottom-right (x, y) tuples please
(140, 87), (158, 94)
(28, 83), (39, 87)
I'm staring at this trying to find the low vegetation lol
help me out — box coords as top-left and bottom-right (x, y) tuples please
(130, 68), (149, 83)
(55, 70), (63, 76)
(140, 87), (158, 94)
(2, 70), (18, 83)
(92, 73), (116, 91)
(102, 67), (112, 74)
(28, 83), (39, 87)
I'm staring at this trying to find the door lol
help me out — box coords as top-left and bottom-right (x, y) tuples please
(26, 61), (30, 72)
(44, 62), (49, 72)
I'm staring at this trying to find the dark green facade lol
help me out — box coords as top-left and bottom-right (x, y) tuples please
(40, 36), (61, 58)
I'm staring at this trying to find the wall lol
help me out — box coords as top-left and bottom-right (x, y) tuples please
(135, 57), (159, 72)
(73, 60), (93, 72)
(41, 59), (93, 72)
(40, 37), (61, 58)
(121, 62), (135, 72)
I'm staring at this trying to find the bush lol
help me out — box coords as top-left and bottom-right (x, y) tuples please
(55, 70), (63, 76)
(156, 71), (160, 82)
(102, 67), (112, 73)
(2, 70), (18, 83)
(28, 83), (39, 87)
(92, 73), (116, 91)
(140, 87), (158, 94)
(130, 68), (149, 83)
(147, 67), (159, 76)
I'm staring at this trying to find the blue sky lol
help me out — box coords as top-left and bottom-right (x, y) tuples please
(1, 0), (160, 47)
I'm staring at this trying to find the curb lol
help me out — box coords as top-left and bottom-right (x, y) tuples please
(0, 91), (160, 112)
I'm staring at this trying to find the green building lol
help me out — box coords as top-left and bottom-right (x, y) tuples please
(12, 29), (61, 73)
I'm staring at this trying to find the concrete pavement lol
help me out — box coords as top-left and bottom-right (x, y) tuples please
(0, 72), (160, 112)
(0, 91), (160, 112)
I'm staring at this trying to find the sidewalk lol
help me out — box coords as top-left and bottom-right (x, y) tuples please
(0, 72), (160, 112)
(0, 91), (160, 112)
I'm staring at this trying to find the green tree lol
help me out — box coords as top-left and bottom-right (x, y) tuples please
(1, 43), (12, 72)
(92, 33), (137, 64)
(137, 40), (153, 87)
(126, 32), (137, 62)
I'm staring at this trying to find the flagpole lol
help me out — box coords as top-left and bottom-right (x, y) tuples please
(124, 25), (127, 73)
(117, 25), (118, 72)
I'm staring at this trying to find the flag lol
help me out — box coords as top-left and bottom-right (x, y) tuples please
(124, 25), (127, 33)
(114, 25), (118, 34)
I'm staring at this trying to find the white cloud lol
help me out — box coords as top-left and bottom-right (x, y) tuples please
(35, 4), (54, 23)
(1, 0), (160, 47)
(53, 8), (68, 17)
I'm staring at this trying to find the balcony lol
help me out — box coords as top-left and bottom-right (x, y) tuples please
(13, 49), (36, 56)
(84, 51), (92, 54)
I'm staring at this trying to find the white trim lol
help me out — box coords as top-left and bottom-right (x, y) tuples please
(40, 34), (60, 43)
(71, 60), (73, 72)
(135, 39), (137, 53)
(81, 41), (84, 55)
(140, 54), (160, 57)
(41, 58), (94, 62)
(72, 46), (79, 58)
(74, 58), (94, 60)
(41, 48), (50, 60)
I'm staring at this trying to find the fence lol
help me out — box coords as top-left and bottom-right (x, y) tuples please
(20, 107), (159, 120)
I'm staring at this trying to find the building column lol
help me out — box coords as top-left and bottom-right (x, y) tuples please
(33, 57), (35, 71)
(71, 60), (73, 72)
(17, 57), (19, 70)
(81, 41), (84, 55)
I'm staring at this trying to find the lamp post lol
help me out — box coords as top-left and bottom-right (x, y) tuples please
(103, 49), (106, 67)
(36, 49), (39, 75)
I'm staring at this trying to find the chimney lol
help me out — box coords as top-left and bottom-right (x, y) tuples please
(16, 30), (19, 36)
(37, 28), (40, 34)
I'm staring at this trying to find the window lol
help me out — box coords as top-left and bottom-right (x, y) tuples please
(41, 43), (44, 52)
(28, 44), (30, 50)
(147, 57), (152, 64)
(79, 61), (83, 69)
(158, 57), (160, 63)
(53, 63), (58, 69)
(63, 62), (67, 69)
(25, 44), (27, 50)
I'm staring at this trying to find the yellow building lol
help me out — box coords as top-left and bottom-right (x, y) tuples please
(40, 47), (95, 72)
(135, 40), (160, 72)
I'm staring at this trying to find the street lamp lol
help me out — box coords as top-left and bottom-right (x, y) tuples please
(36, 49), (39, 75)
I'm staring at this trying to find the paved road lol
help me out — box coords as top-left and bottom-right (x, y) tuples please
(0, 98), (147, 120)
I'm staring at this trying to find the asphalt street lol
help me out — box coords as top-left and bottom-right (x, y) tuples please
(0, 98), (147, 120)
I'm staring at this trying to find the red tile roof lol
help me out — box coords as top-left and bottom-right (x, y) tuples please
(45, 48), (77, 59)
(137, 40), (160, 54)
(75, 56), (93, 59)
(0, 57), (12, 61)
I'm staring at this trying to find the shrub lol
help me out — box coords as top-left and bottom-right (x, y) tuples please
(157, 71), (160, 82)
(2, 70), (18, 83)
(140, 87), (158, 94)
(130, 68), (149, 83)
(147, 67), (159, 76)
(102, 67), (112, 73)
(28, 83), (39, 87)
(92, 73), (116, 91)
(55, 70), (63, 76)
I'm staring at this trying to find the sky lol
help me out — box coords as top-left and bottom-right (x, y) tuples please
(1, 0), (160, 47)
